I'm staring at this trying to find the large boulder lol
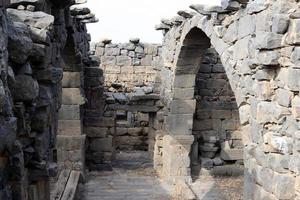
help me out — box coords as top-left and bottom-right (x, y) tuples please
(7, 8), (54, 30)
(8, 21), (33, 64)
(11, 75), (39, 102)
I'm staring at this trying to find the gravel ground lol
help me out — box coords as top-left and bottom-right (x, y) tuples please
(215, 176), (244, 200)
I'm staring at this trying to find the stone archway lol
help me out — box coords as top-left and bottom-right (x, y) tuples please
(159, 24), (247, 180)
(156, 1), (300, 199)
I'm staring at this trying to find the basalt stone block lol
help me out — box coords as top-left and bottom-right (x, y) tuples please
(273, 173), (295, 199)
(141, 55), (152, 66)
(173, 88), (194, 100)
(101, 56), (116, 66)
(173, 74), (196, 88)
(35, 67), (63, 84)
(85, 67), (103, 77)
(61, 88), (85, 105)
(255, 31), (283, 50)
(29, 26), (51, 45)
(122, 42), (136, 51)
(90, 136), (113, 152)
(128, 127), (143, 136)
(7, 8), (54, 29)
(256, 51), (279, 65)
(169, 100), (196, 114)
(62, 72), (81, 88)
(57, 135), (85, 152)
(292, 96), (300, 120)
(104, 47), (120, 56)
(58, 120), (82, 136)
(70, 6), (90, 16)
(29, 162), (58, 181)
(36, 85), (53, 107)
(31, 107), (50, 132)
(287, 68), (300, 91)
(165, 114), (193, 135)
(12, 75), (39, 102)
(84, 117), (115, 127)
(115, 136), (144, 146)
(33, 132), (51, 161)
(59, 105), (80, 120)
(85, 127), (109, 138)
(8, 21), (33, 64)
(238, 14), (255, 39)
(17, 62), (32, 75)
(116, 56), (132, 66)
(30, 43), (52, 65)
(276, 88), (293, 107)
(272, 14), (289, 34)
(0, 122), (16, 154)
(220, 149), (243, 161)
(85, 77), (102, 88)
(286, 19), (300, 45)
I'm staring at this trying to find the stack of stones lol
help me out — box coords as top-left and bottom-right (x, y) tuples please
(193, 48), (243, 168)
(83, 56), (116, 171)
(0, 0), (96, 199)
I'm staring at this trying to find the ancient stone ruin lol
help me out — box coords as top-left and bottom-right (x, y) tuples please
(1, 0), (300, 199)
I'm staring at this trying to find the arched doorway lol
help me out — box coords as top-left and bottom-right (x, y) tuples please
(158, 25), (248, 199)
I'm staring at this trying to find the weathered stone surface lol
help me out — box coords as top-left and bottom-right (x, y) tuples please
(90, 137), (113, 152)
(62, 88), (85, 105)
(35, 67), (63, 84)
(276, 88), (293, 107)
(255, 31), (283, 49)
(273, 173), (295, 199)
(12, 75), (39, 102)
(7, 9), (54, 29)
(8, 22), (33, 64)
(116, 56), (132, 66)
(272, 14), (289, 34)
(62, 72), (81, 88)
(286, 19), (300, 44)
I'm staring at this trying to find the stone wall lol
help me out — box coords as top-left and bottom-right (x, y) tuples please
(192, 47), (242, 168)
(93, 39), (162, 92)
(84, 40), (163, 169)
(154, 0), (300, 199)
(0, 0), (96, 199)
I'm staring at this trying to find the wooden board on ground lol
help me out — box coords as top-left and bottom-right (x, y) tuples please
(51, 169), (71, 200)
(61, 170), (81, 200)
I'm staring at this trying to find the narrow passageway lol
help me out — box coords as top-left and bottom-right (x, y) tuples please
(78, 151), (243, 200)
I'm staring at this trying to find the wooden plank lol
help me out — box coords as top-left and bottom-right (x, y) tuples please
(51, 169), (71, 200)
(61, 170), (81, 200)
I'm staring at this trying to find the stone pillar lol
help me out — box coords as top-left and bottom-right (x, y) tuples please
(57, 71), (86, 175)
(162, 135), (194, 183)
(160, 75), (196, 183)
